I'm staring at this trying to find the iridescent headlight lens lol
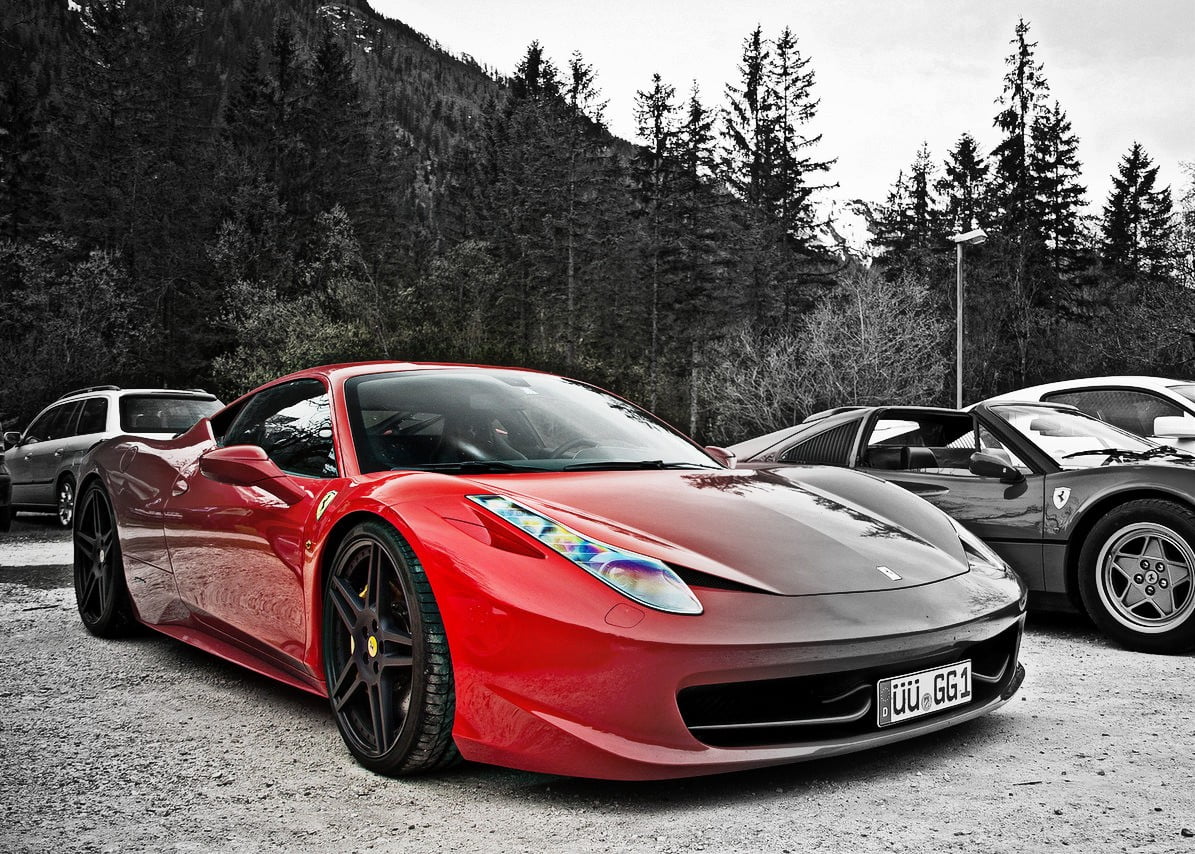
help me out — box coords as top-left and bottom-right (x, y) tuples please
(468, 494), (703, 615)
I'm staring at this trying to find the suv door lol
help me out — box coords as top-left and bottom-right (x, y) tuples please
(11, 401), (82, 508)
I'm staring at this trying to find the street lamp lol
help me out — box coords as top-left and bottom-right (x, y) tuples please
(948, 220), (987, 408)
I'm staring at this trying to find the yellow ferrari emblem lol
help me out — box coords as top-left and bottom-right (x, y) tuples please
(367, 636), (378, 657)
(316, 490), (338, 520)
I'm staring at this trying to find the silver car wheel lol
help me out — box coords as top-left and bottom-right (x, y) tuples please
(58, 479), (75, 528)
(1095, 522), (1195, 634)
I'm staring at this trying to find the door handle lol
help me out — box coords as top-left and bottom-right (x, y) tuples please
(54, 449), (65, 457)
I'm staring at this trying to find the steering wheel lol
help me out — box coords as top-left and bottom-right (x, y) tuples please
(550, 438), (599, 458)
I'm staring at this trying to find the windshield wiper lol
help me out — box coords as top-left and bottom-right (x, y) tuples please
(398, 460), (551, 474)
(1061, 448), (1154, 462)
(1142, 445), (1195, 461)
(562, 460), (719, 471)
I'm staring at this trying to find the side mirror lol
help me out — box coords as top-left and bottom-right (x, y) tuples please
(969, 451), (1025, 484)
(1153, 416), (1195, 440)
(2, 431), (19, 450)
(705, 446), (736, 469)
(199, 445), (309, 506)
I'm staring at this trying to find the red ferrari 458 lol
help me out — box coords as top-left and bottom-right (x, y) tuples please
(73, 362), (1026, 780)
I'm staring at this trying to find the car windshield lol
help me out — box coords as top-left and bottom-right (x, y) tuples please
(990, 404), (1160, 468)
(344, 369), (719, 474)
(119, 395), (221, 434)
(1169, 384), (1195, 406)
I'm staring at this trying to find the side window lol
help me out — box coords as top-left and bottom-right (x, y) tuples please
(22, 408), (58, 444)
(222, 379), (336, 478)
(30, 402), (82, 442)
(1044, 389), (1183, 437)
(76, 398), (109, 436)
(863, 414), (977, 474)
(779, 422), (857, 465)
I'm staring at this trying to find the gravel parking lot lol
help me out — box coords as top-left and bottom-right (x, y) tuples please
(2, 514), (1194, 854)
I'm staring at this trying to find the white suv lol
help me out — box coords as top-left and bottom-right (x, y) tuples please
(2, 386), (223, 526)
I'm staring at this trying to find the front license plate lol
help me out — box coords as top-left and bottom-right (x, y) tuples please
(877, 659), (971, 727)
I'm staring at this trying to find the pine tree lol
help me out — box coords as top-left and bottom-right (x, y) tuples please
(1030, 101), (1086, 270)
(937, 133), (991, 233)
(633, 73), (680, 408)
(992, 18), (1049, 231)
(1102, 142), (1176, 286)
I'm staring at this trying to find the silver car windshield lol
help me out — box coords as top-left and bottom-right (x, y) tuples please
(991, 404), (1158, 468)
(345, 369), (718, 473)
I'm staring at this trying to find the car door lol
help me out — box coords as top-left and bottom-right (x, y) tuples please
(163, 378), (338, 659)
(853, 409), (1048, 592)
(10, 402), (81, 507)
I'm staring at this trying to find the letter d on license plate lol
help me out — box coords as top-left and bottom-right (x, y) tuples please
(877, 660), (971, 727)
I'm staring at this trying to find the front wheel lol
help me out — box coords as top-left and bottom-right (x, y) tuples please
(322, 520), (459, 775)
(1078, 499), (1195, 654)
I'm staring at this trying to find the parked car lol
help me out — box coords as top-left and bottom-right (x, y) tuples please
(730, 401), (1195, 654)
(72, 362), (1025, 779)
(986, 376), (1195, 450)
(0, 456), (11, 533)
(2, 386), (222, 527)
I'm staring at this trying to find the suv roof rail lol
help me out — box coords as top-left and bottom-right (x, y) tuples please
(57, 385), (120, 400)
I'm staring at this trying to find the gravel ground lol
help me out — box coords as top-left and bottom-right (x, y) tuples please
(2, 514), (1195, 853)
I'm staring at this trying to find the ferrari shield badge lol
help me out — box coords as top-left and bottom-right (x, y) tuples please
(1052, 487), (1071, 509)
(316, 490), (338, 520)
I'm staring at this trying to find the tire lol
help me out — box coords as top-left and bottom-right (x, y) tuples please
(57, 476), (76, 528)
(1078, 499), (1195, 654)
(322, 520), (459, 775)
(0, 505), (11, 533)
(73, 482), (136, 638)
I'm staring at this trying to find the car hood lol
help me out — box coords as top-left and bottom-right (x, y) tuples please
(465, 467), (968, 596)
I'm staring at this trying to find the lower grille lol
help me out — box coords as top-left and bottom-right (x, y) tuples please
(678, 625), (1019, 747)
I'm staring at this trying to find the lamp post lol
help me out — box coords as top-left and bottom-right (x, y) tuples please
(948, 221), (987, 408)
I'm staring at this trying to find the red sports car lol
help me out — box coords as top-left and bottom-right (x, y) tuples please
(73, 363), (1026, 780)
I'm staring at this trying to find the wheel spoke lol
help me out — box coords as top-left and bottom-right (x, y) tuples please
(329, 575), (364, 631)
(330, 660), (364, 712)
(367, 679), (398, 753)
(78, 566), (100, 612)
(367, 544), (384, 612)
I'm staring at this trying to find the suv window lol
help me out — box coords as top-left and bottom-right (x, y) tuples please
(119, 395), (221, 434)
(223, 379), (336, 478)
(26, 402), (81, 443)
(1042, 389), (1183, 437)
(76, 397), (109, 436)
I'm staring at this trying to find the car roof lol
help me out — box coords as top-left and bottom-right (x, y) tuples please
(986, 376), (1195, 402)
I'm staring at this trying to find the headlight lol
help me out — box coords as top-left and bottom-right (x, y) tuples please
(468, 494), (703, 615)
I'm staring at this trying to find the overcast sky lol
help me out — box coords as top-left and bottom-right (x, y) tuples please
(371, 0), (1193, 216)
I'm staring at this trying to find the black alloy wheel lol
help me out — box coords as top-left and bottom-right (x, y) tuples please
(73, 482), (135, 637)
(1079, 498), (1195, 654)
(322, 520), (459, 775)
(58, 477), (76, 528)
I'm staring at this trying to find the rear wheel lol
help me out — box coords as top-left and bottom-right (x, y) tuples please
(73, 482), (135, 637)
(58, 476), (76, 528)
(322, 520), (459, 774)
(1079, 499), (1195, 654)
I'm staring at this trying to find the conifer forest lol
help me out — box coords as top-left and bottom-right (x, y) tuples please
(2, 1), (1194, 442)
